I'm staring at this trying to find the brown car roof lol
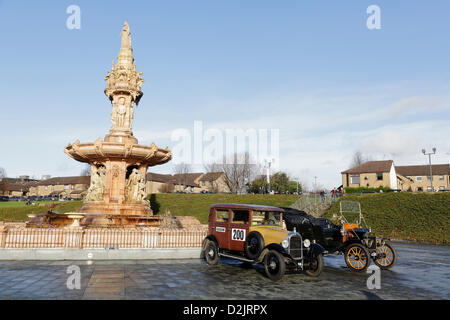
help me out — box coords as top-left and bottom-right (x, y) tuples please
(210, 203), (285, 212)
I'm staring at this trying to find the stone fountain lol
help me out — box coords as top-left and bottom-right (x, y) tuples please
(27, 22), (172, 228)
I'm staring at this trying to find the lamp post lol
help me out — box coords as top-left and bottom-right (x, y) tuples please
(293, 177), (299, 194)
(265, 159), (274, 194)
(422, 148), (436, 192)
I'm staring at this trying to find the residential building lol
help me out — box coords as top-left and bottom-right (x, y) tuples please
(28, 176), (90, 199)
(1, 170), (232, 199)
(147, 172), (231, 194)
(173, 173), (204, 193)
(197, 172), (231, 193)
(341, 160), (450, 192)
(0, 177), (35, 197)
(341, 160), (397, 190)
(396, 164), (450, 192)
(146, 173), (176, 194)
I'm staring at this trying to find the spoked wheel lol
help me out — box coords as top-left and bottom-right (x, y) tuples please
(373, 241), (397, 270)
(244, 232), (264, 260)
(305, 254), (324, 277)
(344, 243), (370, 272)
(204, 241), (219, 265)
(264, 250), (286, 281)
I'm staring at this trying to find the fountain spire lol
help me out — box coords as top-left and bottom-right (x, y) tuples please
(117, 21), (134, 69)
(61, 21), (172, 227)
(104, 21), (145, 141)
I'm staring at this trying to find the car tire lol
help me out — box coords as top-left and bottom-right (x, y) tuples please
(305, 254), (324, 277)
(264, 250), (286, 281)
(204, 241), (219, 265)
(244, 231), (264, 260)
(373, 241), (397, 270)
(344, 243), (370, 272)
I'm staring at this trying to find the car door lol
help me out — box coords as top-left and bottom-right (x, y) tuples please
(212, 208), (231, 249)
(229, 209), (250, 252)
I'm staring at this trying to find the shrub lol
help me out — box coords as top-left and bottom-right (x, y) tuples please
(344, 186), (391, 194)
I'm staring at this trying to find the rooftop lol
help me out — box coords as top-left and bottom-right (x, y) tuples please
(341, 160), (394, 174)
(395, 164), (450, 176)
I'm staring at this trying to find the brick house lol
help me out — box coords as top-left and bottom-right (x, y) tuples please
(147, 172), (231, 193)
(28, 176), (90, 199)
(0, 178), (33, 197)
(395, 164), (450, 192)
(341, 160), (450, 192)
(197, 172), (231, 193)
(341, 160), (397, 190)
(146, 173), (177, 194)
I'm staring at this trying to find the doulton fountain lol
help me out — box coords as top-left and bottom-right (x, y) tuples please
(28, 22), (172, 228)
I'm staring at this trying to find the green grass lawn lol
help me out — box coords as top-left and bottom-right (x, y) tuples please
(324, 192), (450, 244)
(0, 201), (62, 208)
(2, 193), (447, 244)
(149, 194), (300, 224)
(0, 195), (299, 223)
(0, 201), (83, 222)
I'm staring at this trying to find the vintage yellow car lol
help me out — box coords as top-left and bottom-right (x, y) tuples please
(201, 203), (325, 281)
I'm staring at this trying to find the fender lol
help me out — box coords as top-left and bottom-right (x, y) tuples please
(308, 243), (325, 257)
(265, 243), (289, 254)
(256, 243), (290, 263)
(203, 234), (219, 247)
(201, 235), (219, 259)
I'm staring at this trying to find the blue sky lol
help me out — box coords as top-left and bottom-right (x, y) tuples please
(0, 0), (449, 189)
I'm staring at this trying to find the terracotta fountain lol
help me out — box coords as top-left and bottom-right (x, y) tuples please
(27, 22), (172, 228)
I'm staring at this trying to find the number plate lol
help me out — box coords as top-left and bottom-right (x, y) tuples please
(215, 227), (226, 232)
(231, 228), (246, 241)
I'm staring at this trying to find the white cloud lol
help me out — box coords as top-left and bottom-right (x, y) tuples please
(389, 96), (448, 117)
(3, 84), (449, 189)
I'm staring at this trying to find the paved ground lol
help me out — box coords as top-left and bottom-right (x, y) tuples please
(0, 242), (448, 300)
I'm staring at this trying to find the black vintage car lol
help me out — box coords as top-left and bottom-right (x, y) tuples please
(280, 201), (396, 272)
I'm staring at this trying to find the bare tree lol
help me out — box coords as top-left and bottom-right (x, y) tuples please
(173, 162), (192, 189)
(80, 164), (91, 176)
(203, 162), (222, 174)
(350, 151), (370, 168)
(0, 167), (6, 180)
(210, 153), (260, 194)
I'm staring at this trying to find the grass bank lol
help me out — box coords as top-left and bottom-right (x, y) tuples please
(0, 201), (83, 222)
(149, 193), (300, 224)
(0, 195), (299, 224)
(324, 193), (450, 244)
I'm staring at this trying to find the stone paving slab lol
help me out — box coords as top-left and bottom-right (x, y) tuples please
(0, 242), (448, 300)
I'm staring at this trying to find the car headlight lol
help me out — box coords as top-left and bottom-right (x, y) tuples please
(282, 240), (289, 248)
(303, 239), (311, 248)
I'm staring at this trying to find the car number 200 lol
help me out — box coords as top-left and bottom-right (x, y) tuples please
(231, 228), (246, 241)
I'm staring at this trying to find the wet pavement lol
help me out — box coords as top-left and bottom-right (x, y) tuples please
(0, 242), (448, 300)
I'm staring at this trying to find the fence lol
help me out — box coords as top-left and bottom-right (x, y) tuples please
(0, 227), (207, 249)
(290, 193), (336, 217)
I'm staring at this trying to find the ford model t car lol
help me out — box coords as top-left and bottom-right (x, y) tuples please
(281, 201), (396, 272)
(201, 204), (325, 281)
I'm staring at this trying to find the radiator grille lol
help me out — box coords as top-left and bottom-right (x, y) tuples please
(289, 235), (303, 259)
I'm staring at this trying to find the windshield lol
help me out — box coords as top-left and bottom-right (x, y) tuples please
(252, 211), (282, 226)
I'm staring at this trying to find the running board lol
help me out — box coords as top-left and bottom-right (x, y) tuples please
(219, 253), (254, 263)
